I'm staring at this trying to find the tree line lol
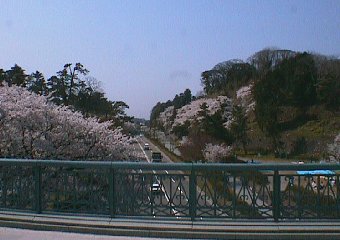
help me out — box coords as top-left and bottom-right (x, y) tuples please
(199, 48), (340, 153)
(201, 49), (339, 110)
(0, 63), (132, 126)
(150, 88), (193, 129)
(252, 51), (339, 151)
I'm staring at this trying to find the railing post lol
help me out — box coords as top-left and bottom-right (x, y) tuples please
(189, 165), (197, 221)
(2, 169), (7, 208)
(109, 168), (116, 218)
(337, 175), (340, 219)
(273, 170), (280, 222)
(232, 175), (236, 218)
(34, 165), (42, 214)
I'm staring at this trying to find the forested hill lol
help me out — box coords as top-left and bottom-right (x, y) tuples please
(150, 48), (340, 162)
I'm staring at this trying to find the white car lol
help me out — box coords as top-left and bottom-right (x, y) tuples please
(151, 182), (161, 194)
(144, 143), (150, 150)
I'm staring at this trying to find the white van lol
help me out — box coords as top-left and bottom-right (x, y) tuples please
(143, 143), (150, 150)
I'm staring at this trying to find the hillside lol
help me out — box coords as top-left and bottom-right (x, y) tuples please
(149, 48), (340, 162)
(157, 96), (232, 134)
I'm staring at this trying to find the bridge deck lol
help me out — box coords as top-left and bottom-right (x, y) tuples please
(0, 211), (339, 239)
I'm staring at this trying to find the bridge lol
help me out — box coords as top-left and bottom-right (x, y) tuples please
(0, 159), (339, 239)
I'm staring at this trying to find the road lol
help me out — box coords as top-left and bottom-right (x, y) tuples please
(125, 136), (223, 218)
(135, 136), (190, 217)
(116, 136), (277, 219)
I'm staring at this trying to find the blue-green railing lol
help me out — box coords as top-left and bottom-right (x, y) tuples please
(0, 159), (339, 221)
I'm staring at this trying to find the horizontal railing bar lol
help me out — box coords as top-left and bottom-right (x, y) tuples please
(0, 158), (339, 171)
(0, 159), (112, 168)
(192, 163), (340, 171)
(0, 159), (38, 166)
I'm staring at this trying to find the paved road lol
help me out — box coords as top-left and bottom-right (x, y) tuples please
(0, 227), (179, 240)
(136, 137), (190, 217)
(137, 137), (219, 218)
(139, 137), (277, 218)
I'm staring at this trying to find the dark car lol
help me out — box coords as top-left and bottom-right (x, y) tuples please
(152, 152), (162, 162)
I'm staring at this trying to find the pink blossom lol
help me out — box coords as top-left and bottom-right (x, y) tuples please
(0, 85), (134, 160)
(202, 143), (233, 163)
(236, 83), (255, 114)
(172, 96), (232, 128)
(328, 133), (340, 162)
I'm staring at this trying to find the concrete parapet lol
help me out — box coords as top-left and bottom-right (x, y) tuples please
(0, 211), (339, 239)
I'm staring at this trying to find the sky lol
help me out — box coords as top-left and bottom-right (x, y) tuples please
(1, 0), (340, 119)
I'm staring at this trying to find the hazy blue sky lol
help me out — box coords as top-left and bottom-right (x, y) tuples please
(1, 1), (340, 119)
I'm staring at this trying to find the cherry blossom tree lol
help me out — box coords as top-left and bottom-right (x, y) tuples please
(0, 85), (134, 160)
(235, 83), (255, 114)
(202, 143), (233, 163)
(328, 133), (340, 162)
(171, 96), (232, 129)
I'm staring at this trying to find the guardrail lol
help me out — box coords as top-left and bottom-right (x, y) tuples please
(0, 159), (339, 221)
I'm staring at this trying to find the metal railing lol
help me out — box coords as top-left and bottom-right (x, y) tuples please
(0, 159), (339, 221)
